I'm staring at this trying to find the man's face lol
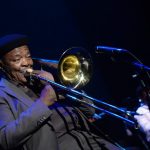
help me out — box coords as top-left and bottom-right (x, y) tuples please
(1, 45), (33, 84)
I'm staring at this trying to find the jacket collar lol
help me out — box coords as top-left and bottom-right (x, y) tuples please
(0, 78), (34, 107)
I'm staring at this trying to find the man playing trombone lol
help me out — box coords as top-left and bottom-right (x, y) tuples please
(0, 34), (124, 150)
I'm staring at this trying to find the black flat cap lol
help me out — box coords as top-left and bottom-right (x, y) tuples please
(0, 34), (28, 58)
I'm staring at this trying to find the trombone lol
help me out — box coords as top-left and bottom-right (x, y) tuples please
(32, 47), (137, 126)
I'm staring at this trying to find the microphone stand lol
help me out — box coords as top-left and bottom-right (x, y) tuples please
(95, 46), (150, 149)
(116, 48), (150, 149)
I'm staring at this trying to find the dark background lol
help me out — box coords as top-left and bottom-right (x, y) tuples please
(0, 0), (150, 148)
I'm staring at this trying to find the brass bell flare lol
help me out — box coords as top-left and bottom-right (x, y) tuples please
(58, 47), (92, 89)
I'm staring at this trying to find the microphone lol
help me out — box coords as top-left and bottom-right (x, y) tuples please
(132, 62), (150, 71)
(95, 46), (128, 54)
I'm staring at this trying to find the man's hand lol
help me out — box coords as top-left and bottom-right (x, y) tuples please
(33, 70), (57, 106)
(39, 84), (57, 106)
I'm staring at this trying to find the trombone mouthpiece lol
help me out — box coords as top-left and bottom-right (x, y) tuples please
(26, 68), (33, 73)
(21, 68), (33, 77)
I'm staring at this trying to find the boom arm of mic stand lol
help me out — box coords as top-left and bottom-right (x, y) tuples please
(125, 50), (150, 81)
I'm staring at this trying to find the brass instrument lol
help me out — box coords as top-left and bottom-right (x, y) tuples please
(58, 47), (92, 89)
(32, 47), (137, 126)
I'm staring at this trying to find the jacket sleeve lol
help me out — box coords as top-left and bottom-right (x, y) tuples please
(0, 97), (52, 150)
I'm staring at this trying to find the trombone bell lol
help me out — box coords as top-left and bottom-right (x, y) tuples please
(58, 47), (92, 89)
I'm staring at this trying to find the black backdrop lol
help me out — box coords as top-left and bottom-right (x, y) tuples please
(0, 0), (150, 147)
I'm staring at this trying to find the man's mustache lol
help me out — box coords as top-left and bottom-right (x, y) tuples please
(20, 67), (33, 75)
